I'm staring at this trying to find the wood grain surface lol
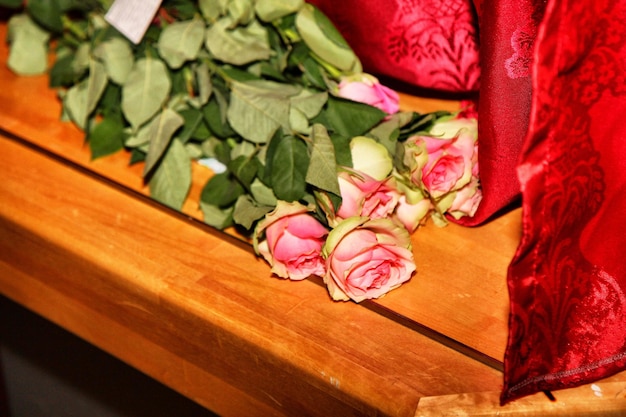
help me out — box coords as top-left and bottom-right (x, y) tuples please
(0, 133), (503, 416)
(0, 21), (517, 365)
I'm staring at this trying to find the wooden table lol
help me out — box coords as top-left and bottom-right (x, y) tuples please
(1, 22), (625, 416)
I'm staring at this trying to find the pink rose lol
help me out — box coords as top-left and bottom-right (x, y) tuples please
(405, 117), (478, 198)
(335, 170), (400, 224)
(337, 74), (399, 114)
(322, 217), (416, 302)
(402, 115), (481, 219)
(394, 195), (432, 233)
(448, 178), (483, 219)
(254, 201), (328, 280)
(423, 135), (475, 197)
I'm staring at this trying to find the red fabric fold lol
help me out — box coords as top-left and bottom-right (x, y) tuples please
(454, 0), (539, 225)
(502, 0), (626, 402)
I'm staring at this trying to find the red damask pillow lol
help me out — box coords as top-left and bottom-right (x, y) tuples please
(308, 0), (480, 93)
(309, 0), (524, 225)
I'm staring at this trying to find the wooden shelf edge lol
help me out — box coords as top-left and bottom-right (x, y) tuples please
(415, 379), (626, 417)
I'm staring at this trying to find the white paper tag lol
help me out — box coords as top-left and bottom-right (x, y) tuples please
(105, 0), (163, 44)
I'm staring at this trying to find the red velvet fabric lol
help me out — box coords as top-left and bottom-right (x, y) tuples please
(310, 0), (626, 402)
(502, 0), (626, 402)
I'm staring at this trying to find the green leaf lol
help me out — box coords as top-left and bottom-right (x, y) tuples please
(227, 0), (255, 25)
(368, 111), (414, 157)
(203, 95), (236, 139)
(27, 0), (63, 33)
(227, 80), (300, 143)
(122, 57), (171, 130)
(125, 120), (152, 148)
(86, 59), (109, 115)
(88, 115), (125, 159)
(200, 203), (233, 229)
(314, 96), (385, 137)
(149, 138), (191, 210)
(289, 90), (327, 132)
(143, 108), (186, 177)
(98, 83), (123, 118)
(193, 62), (213, 106)
(306, 124), (340, 195)
(300, 55), (327, 89)
(176, 108), (206, 143)
(185, 143), (204, 159)
(205, 17), (272, 65)
(200, 172), (244, 207)
(6, 14), (50, 76)
(0, 0), (24, 8)
(228, 155), (259, 189)
(255, 0), (304, 21)
(157, 17), (206, 69)
(71, 42), (91, 76)
(169, 67), (189, 97)
(230, 139), (256, 160)
(270, 135), (308, 201)
(129, 148), (146, 164)
(93, 36), (135, 85)
(221, 66), (260, 82)
(64, 59), (108, 129)
(233, 195), (273, 230)
(289, 108), (309, 134)
(290, 89), (327, 118)
(330, 133), (352, 167)
(198, 0), (229, 21)
(49, 53), (78, 87)
(161, 0), (197, 20)
(250, 178), (277, 206)
(295, 4), (360, 72)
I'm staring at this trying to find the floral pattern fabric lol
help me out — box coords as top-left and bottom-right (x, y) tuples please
(502, 0), (626, 402)
(308, 0), (480, 93)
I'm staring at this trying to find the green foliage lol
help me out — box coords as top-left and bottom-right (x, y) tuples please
(295, 4), (360, 73)
(3, 0), (425, 234)
(88, 115), (125, 159)
(227, 80), (300, 144)
(269, 134), (309, 201)
(157, 17), (205, 69)
(201, 171), (245, 208)
(149, 138), (192, 210)
(122, 57), (172, 130)
(142, 108), (185, 177)
(6, 14), (49, 75)
(0, 0), (23, 8)
(93, 37), (134, 85)
(306, 124), (340, 195)
(63, 59), (108, 128)
(313, 96), (386, 137)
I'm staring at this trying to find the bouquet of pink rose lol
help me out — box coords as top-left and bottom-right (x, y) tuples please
(2, 0), (480, 302)
(253, 91), (480, 302)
